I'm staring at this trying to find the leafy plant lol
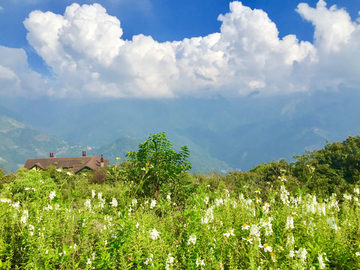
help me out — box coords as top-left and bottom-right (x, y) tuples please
(126, 132), (192, 199)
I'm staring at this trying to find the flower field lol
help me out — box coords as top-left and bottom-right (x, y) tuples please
(1, 167), (360, 269)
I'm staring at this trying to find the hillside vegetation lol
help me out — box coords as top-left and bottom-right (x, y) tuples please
(0, 134), (360, 269)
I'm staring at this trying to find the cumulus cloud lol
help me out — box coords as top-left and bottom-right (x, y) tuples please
(0, 46), (47, 96)
(296, 0), (360, 91)
(3, 1), (359, 98)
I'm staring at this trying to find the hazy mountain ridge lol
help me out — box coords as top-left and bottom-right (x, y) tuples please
(0, 115), (94, 173)
(1, 87), (360, 172)
(90, 136), (232, 174)
(0, 115), (232, 174)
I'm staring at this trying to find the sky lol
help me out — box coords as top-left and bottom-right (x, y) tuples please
(0, 0), (360, 99)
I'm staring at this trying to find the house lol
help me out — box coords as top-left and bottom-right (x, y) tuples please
(24, 151), (109, 173)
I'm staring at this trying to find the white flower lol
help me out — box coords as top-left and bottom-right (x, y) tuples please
(354, 188), (360, 195)
(92, 190), (96, 198)
(136, 222), (139, 228)
(56, 169), (62, 172)
(104, 240), (107, 245)
(196, 258), (205, 267)
(144, 254), (153, 265)
(11, 201), (20, 209)
(242, 223), (250, 230)
(28, 224), (35, 236)
(214, 198), (224, 206)
(280, 185), (290, 204)
(204, 197), (209, 205)
(318, 253), (326, 269)
(166, 193), (171, 201)
(98, 198), (106, 209)
(67, 172), (72, 176)
(224, 228), (235, 237)
(286, 217), (294, 230)
(344, 194), (352, 200)
(149, 228), (160, 240)
(260, 217), (273, 236)
(49, 191), (56, 201)
(188, 234), (197, 245)
(98, 192), (103, 200)
(289, 250), (295, 258)
(255, 189), (261, 194)
(132, 198), (137, 206)
(201, 207), (214, 224)
(242, 237), (253, 244)
(150, 199), (156, 209)
(250, 224), (260, 239)
(25, 187), (30, 191)
(1, 198), (12, 204)
(278, 176), (286, 181)
(318, 203), (326, 216)
(21, 210), (29, 225)
(259, 243), (272, 253)
(297, 248), (308, 264)
(166, 253), (175, 269)
(84, 199), (91, 210)
(86, 258), (91, 265)
(262, 202), (270, 213)
(327, 218), (338, 230)
(287, 234), (295, 247)
(110, 198), (118, 208)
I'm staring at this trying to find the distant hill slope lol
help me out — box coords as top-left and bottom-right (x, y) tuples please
(0, 115), (93, 173)
(90, 136), (232, 174)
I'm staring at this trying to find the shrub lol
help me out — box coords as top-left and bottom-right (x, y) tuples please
(126, 132), (192, 200)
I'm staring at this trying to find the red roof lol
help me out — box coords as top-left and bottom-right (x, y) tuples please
(24, 155), (109, 173)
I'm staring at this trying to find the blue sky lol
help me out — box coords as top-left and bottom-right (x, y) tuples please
(0, 0), (359, 98)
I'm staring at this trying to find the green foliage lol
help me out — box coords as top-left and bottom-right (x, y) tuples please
(126, 132), (192, 199)
(2, 132), (360, 268)
(292, 135), (360, 198)
(1, 168), (360, 269)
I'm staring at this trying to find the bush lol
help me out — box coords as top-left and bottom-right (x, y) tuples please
(126, 132), (192, 200)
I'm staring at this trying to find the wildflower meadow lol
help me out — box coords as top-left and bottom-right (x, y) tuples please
(1, 133), (360, 269)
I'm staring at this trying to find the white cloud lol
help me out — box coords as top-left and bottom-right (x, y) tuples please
(1, 1), (359, 98)
(0, 6), (4, 11)
(296, 0), (360, 91)
(0, 46), (47, 96)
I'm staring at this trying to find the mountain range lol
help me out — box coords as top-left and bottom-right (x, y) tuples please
(1, 86), (360, 174)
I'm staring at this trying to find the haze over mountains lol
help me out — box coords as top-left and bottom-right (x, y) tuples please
(1, 86), (360, 174)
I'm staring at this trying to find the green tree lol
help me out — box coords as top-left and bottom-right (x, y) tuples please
(126, 132), (192, 199)
(293, 135), (360, 197)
